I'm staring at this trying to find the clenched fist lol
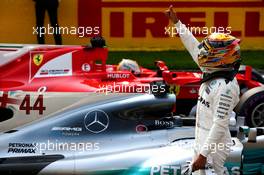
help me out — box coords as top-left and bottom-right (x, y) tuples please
(165, 5), (179, 24)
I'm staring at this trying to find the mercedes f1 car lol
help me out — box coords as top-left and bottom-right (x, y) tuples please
(0, 93), (263, 175)
(0, 42), (263, 127)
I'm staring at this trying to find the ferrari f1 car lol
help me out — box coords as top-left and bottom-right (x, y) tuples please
(0, 41), (263, 127)
(0, 93), (263, 175)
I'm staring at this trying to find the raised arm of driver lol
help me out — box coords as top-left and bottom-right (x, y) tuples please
(175, 21), (200, 66)
(165, 5), (200, 66)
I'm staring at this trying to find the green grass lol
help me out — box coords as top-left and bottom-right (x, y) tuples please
(108, 50), (264, 70)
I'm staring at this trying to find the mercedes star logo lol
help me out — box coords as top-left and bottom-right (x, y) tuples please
(84, 110), (109, 133)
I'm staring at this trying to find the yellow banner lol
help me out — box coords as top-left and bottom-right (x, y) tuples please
(101, 7), (264, 50)
(0, 0), (263, 50)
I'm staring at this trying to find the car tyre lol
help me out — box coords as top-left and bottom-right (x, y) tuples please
(235, 87), (264, 127)
(0, 107), (14, 122)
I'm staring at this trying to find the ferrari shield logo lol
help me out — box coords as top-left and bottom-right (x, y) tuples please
(33, 54), (43, 66)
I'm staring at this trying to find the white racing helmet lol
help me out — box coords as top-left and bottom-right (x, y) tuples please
(117, 59), (141, 75)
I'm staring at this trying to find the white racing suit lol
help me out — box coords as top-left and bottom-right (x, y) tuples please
(175, 21), (240, 175)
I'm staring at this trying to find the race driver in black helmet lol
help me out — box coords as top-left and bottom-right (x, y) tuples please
(165, 5), (241, 175)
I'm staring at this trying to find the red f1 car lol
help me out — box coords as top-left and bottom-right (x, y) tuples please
(0, 42), (263, 127)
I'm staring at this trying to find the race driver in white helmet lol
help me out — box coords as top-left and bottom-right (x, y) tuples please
(165, 5), (241, 175)
(117, 59), (141, 75)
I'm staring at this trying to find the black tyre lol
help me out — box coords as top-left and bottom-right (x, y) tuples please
(0, 107), (14, 122)
(235, 87), (264, 127)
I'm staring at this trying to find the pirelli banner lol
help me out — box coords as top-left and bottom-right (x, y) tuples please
(0, 0), (263, 50)
(78, 0), (264, 50)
